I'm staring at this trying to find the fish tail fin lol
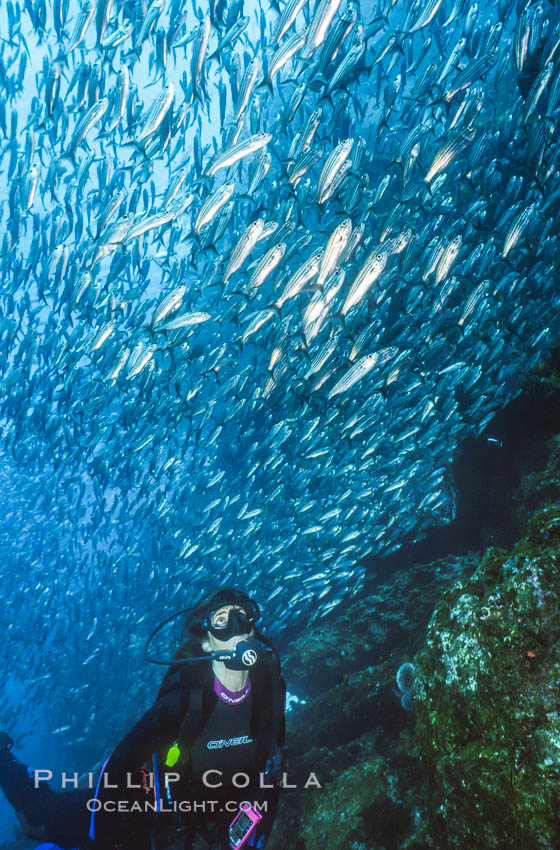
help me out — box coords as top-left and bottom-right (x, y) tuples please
(325, 312), (346, 333)
(260, 77), (274, 95)
(265, 303), (282, 322)
(61, 150), (77, 169)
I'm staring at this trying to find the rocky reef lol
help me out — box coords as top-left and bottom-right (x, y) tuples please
(269, 360), (560, 850)
(267, 551), (480, 850)
(414, 510), (560, 850)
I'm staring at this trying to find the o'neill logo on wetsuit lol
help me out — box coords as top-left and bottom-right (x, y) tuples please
(207, 735), (253, 749)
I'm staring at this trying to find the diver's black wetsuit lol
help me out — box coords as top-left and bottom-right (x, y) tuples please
(0, 642), (285, 850)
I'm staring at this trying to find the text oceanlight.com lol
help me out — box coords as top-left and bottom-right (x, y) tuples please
(86, 799), (269, 814)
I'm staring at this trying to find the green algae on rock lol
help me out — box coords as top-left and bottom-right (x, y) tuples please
(265, 554), (479, 850)
(414, 510), (560, 850)
(299, 757), (387, 850)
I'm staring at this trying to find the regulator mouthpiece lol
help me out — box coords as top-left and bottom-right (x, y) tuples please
(221, 640), (260, 671)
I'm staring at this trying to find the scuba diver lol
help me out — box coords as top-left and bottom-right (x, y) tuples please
(0, 587), (286, 850)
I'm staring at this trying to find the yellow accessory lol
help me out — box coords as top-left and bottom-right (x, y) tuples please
(165, 742), (181, 767)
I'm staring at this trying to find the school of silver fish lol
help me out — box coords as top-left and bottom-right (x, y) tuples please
(0, 0), (558, 765)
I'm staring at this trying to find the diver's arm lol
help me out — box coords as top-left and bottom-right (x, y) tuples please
(268, 672), (287, 776)
(269, 651), (287, 752)
(262, 656), (287, 783)
(103, 688), (188, 781)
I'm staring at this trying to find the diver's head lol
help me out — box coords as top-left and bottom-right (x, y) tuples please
(146, 588), (266, 680)
(188, 587), (260, 653)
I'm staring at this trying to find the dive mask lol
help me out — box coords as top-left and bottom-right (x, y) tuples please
(204, 605), (255, 640)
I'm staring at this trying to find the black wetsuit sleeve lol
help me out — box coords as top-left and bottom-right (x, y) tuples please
(267, 649), (286, 754)
(272, 672), (286, 749)
(103, 688), (188, 781)
(92, 688), (191, 845)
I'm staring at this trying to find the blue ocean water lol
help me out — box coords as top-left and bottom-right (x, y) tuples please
(0, 0), (558, 843)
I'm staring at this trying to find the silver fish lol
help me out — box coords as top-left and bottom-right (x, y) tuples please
(65, 97), (109, 159)
(303, 0), (344, 57)
(101, 22), (133, 49)
(135, 0), (164, 49)
(276, 250), (323, 308)
(276, 0), (309, 42)
(434, 235), (462, 284)
(342, 248), (387, 315)
(247, 242), (287, 291)
(90, 319), (116, 353)
(264, 28), (307, 87)
(317, 138), (354, 204)
(209, 15), (249, 58)
(409, 0), (444, 32)
(502, 203), (538, 258)
(191, 15), (211, 100)
(235, 57), (261, 121)
(327, 351), (382, 398)
(105, 67), (129, 134)
(327, 36), (365, 94)
(522, 61), (554, 123)
(224, 219), (266, 282)
(247, 151), (272, 195)
(95, 0), (114, 45)
(205, 132), (272, 177)
(318, 218), (352, 285)
(159, 312), (211, 330)
(424, 127), (475, 183)
(151, 286), (187, 328)
(126, 342), (157, 379)
(139, 82), (175, 141)
(65, 0), (96, 53)
(194, 181), (236, 235)
(106, 347), (130, 381)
